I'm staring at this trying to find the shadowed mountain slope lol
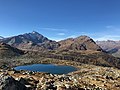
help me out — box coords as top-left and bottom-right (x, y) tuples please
(0, 43), (24, 58)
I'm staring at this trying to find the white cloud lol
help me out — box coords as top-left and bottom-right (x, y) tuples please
(67, 35), (77, 38)
(39, 27), (68, 32)
(36, 26), (120, 41)
(49, 37), (65, 41)
(57, 33), (65, 36)
(92, 26), (120, 41)
(95, 35), (120, 41)
(105, 25), (113, 29)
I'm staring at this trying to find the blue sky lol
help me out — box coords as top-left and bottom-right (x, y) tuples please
(0, 0), (120, 41)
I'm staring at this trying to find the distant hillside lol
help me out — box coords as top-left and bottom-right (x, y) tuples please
(0, 43), (24, 58)
(59, 36), (103, 51)
(96, 40), (120, 57)
(0, 31), (60, 51)
(23, 49), (120, 69)
(0, 36), (4, 39)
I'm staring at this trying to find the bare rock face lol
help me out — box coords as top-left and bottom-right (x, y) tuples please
(0, 73), (26, 90)
(59, 36), (102, 51)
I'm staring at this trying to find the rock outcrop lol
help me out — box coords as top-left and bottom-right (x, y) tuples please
(0, 73), (26, 90)
(1, 63), (120, 90)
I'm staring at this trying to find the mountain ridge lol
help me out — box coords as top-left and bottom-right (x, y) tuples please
(0, 31), (103, 52)
(0, 31), (60, 51)
(59, 35), (103, 51)
(96, 40), (120, 57)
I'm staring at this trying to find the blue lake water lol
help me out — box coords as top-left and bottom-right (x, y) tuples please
(14, 64), (77, 74)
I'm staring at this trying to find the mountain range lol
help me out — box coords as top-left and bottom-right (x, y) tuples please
(0, 31), (60, 51)
(0, 31), (120, 69)
(96, 40), (120, 57)
(0, 36), (4, 39)
(1, 32), (120, 56)
(0, 31), (102, 52)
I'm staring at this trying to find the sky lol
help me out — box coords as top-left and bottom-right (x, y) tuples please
(0, 0), (120, 41)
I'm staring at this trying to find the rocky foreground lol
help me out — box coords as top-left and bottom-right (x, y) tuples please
(0, 63), (120, 90)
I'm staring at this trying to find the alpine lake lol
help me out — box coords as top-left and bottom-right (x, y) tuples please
(14, 64), (77, 74)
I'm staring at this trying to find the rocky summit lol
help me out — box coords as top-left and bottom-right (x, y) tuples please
(0, 31), (60, 51)
(59, 35), (102, 51)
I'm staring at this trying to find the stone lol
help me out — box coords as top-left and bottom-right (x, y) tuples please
(19, 77), (29, 85)
(0, 74), (26, 90)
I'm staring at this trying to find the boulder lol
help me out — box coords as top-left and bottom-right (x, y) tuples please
(0, 74), (26, 90)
